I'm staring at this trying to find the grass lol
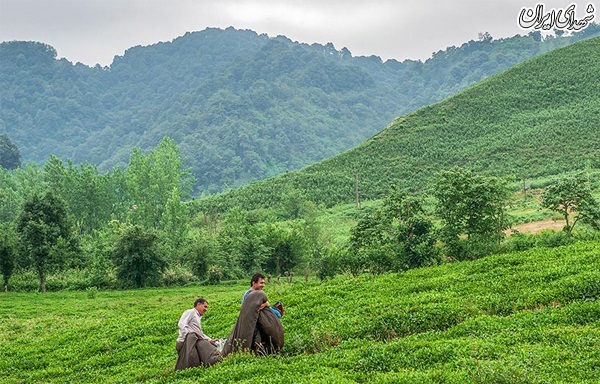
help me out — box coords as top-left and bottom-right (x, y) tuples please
(2, 241), (600, 383)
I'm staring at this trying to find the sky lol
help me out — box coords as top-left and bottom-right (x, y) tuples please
(0, 0), (597, 67)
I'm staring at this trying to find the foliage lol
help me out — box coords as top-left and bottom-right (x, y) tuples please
(43, 155), (120, 235)
(0, 133), (21, 170)
(433, 168), (511, 260)
(124, 137), (194, 228)
(15, 190), (73, 292)
(1, 241), (600, 383)
(541, 173), (600, 234)
(348, 186), (439, 273)
(1, 27), (599, 194)
(180, 230), (218, 281)
(0, 164), (45, 225)
(110, 223), (167, 288)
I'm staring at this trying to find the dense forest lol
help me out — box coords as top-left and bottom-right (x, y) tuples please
(196, 36), (600, 211)
(1, 25), (599, 194)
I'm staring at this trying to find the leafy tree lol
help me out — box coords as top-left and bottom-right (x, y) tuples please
(348, 186), (439, 273)
(180, 230), (218, 280)
(0, 164), (46, 226)
(111, 223), (167, 288)
(160, 187), (190, 255)
(292, 201), (327, 277)
(433, 168), (510, 260)
(16, 191), (72, 292)
(0, 167), (19, 224)
(261, 223), (302, 274)
(44, 156), (118, 234)
(0, 133), (21, 170)
(541, 174), (600, 234)
(0, 224), (16, 291)
(124, 137), (194, 229)
(215, 208), (265, 277)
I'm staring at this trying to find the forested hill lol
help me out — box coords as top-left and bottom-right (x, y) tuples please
(197, 36), (600, 211)
(1, 26), (599, 194)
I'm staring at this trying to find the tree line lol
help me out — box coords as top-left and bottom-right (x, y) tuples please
(1, 139), (599, 292)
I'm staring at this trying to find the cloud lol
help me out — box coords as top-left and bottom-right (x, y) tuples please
(0, 0), (596, 66)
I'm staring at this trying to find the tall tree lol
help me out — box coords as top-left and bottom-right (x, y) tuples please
(0, 164), (46, 225)
(541, 174), (600, 234)
(16, 191), (72, 292)
(44, 156), (117, 234)
(0, 133), (21, 170)
(348, 186), (438, 272)
(124, 137), (194, 229)
(434, 168), (510, 259)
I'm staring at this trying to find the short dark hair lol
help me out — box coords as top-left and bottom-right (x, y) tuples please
(194, 297), (207, 307)
(250, 273), (265, 286)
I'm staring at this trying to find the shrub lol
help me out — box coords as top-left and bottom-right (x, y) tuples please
(111, 224), (167, 288)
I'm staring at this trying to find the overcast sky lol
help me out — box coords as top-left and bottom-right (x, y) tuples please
(0, 0), (597, 66)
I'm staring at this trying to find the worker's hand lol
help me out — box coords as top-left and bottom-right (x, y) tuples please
(259, 301), (270, 310)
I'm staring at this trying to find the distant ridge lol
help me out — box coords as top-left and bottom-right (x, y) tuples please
(198, 36), (600, 211)
(1, 26), (599, 194)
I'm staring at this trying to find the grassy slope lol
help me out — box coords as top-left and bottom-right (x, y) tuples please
(2, 241), (599, 383)
(198, 36), (600, 211)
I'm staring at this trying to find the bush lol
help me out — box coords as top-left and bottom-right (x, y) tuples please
(500, 231), (537, 253)
(111, 224), (167, 288)
(180, 232), (218, 280)
(536, 230), (572, 248)
(316, 246), (344, 280)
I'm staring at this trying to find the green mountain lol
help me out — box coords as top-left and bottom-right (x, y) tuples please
(1, 26), (599, 194)
(198, 36), (600, 211)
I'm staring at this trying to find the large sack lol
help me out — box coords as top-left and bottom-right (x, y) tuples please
(175, 333), (221, 371)
(256, 308), (284, 355)
(221, 290), (265, 356)
(222, 290), (284, 356)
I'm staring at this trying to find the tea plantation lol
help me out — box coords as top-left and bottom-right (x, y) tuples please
(2, 241), (599, 383)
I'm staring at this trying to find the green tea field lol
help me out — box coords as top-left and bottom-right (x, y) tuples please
(2, 241), (600, 383)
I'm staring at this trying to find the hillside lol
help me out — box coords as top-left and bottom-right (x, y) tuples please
(2, 241), (599, 383)
(197, 36), (600, 211)
(1, 26), (599, 194)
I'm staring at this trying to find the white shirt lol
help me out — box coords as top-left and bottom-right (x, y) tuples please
(177, 308), (211, 343)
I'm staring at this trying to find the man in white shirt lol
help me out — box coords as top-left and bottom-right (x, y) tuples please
(175, 298), (221, 370)
(177, 298), (213, 345)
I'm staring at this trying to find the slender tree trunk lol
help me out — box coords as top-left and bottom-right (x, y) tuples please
(39, 273), (46, 293)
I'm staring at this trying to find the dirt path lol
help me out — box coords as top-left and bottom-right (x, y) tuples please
(506, 219), (565, 235)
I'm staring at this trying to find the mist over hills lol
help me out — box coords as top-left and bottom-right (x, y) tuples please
(1, 26), (599, 194)
(198, 36), (600, 211)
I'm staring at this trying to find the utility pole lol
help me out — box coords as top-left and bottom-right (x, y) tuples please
(354, 170), (361, 210)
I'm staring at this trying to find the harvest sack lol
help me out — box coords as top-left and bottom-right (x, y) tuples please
(175, 332), (221, 371)
(221, 290), (284, 356)
(255, 306), (284, 355)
